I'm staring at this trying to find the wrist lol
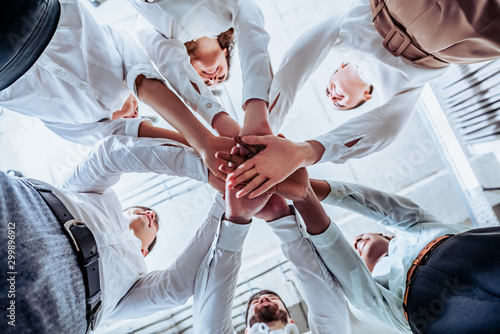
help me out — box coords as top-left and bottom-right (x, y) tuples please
(299, 140), (325, 166)
(293, 186), (316, 208)
(266, 204), (293, 222)
(212, 112), (241, 137)
(223, 213), (251, 225)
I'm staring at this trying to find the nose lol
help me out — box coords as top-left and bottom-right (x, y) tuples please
(259, 295), (271, 303)
(145, 210), (156, 223)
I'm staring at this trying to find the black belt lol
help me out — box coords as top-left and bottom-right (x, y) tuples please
(26, 180), (102, 333)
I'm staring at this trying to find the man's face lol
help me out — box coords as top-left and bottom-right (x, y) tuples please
(353, 233), (391, 272)
(123, 207), (158, 256)
(246, 293), (290, 329)
(190, 37), (229, 87)
(326, 63), (372, 110)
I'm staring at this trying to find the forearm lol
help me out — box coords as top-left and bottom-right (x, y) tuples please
(136, 76), (214, 152)
(138, 121), (189, 146)
(310, 179), (331, 201)
(299, 140), (325, 167)
(211, 112), (241, 138)
(293, 187), (330, 235)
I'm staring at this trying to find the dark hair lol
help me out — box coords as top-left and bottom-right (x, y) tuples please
(126, 205), (160, 254)
(184, 28), (235, 76)
(245, 289), (291, 326)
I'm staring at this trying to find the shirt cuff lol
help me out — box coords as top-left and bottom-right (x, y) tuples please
(322, 180), (348, 205)
(127, 64), (164, 96)
(217, 218), (251, 252)
(267, 209), (303, 244)
(312, 133), (348, 164)
(125, 118), (151, 137)
(184, 148), (209, 183)
(196, 95), (224, 126)
(309, 220), (341, 249)
(242, 76), (271, 108)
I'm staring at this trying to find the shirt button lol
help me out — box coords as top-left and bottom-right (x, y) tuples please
(79, 83), (86, 90)
(206, 103), (212, 108)
(56, 69), (62, 75)
(333, 144), (337, 150)
(337, 190), (342, 195)
(94, 91), (99, 98)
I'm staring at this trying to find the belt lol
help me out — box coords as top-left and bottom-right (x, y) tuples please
(26, 180), (102, 333)
(403, 234), (454, 322)
(370, 0), (449, 69)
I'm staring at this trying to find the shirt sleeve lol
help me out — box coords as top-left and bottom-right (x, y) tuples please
(234, 0), (272, 107)
(43, 117), (147, 146)
(135, 17), (224, 126)
(267, 210), (350, 334)
(192, 216), (250, 334)
(108, 196), (226, 318)
(61, 135), (208, 193)
(322, 180), (438, 230)
(309, 222), (409, 332)
(100, 25), (164, 96)
(268, 12), (346, 133)
(312, 87), (423, 164)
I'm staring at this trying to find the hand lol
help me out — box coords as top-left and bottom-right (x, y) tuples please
(199, 136), (236, 181)
(217, 150), (311, 203)
(225, 185), (271, 225)
(208, 171), (225, 194)
(226, 135), (315, 198)
(254, 194), (292, 222)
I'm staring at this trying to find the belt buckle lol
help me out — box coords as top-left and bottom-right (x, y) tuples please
(63, 220), (85, 252)
(383, 24), (411, 57)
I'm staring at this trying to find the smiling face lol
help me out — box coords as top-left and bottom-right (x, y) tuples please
(123, 207), (159, 257)
(245, 291), (292, 332)
(353, 233), (392, 272)
(326, 63), (373, 110)
(189, 37), (229, 87)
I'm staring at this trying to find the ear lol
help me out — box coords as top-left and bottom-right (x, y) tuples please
(141, 248), (149, 257)
(244, 328), (249, 334)
(288, 318), (295, 324)
(223, 47), (228, 56)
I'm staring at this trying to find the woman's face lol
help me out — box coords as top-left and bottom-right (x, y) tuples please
(190, 37), (229, 87)
(326, 63), (372, 110)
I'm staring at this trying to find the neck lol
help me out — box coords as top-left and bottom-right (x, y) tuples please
(266, 321), (287, 331)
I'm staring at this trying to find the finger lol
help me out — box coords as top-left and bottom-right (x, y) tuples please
(233, 136), (266, 155)
(211, 165), (227, 181)
(236, 175), (268, 198)
(227, 161), (256, 182)
(227, 168), (259, 189)
(215, 151), (245, 165)
(219, 163), (235, 174)
(248, 179), (276, 199)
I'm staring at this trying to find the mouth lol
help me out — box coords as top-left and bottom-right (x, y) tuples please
(202, 66), (219, 76)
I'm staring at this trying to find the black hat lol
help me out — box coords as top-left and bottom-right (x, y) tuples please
(0, 0), (60, 91)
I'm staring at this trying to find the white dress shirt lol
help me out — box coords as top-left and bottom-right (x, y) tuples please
(128, 0), (272, 126)
(198, 209), (350, 334)
(310, 181), (470, 333)
(30, 135), (208, 328)
(268, 0), (448, 163)
(267, 209), (350, 334)
(0, 0), (163, 146)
